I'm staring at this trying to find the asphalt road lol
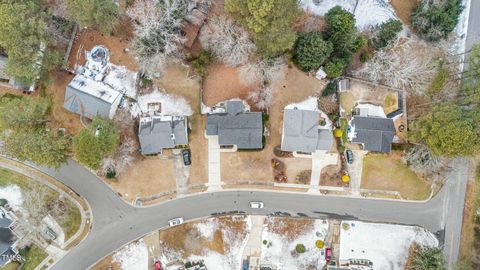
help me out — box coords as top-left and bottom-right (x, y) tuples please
(18, 157), (466, 270)
(465, 0), (480, 53)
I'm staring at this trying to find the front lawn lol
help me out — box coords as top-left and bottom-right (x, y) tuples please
(19, 245), (48, 270)
(361, 153), (431, 200)
(0, 168), (81, 240)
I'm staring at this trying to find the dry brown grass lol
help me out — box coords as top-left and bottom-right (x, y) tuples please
(188, 115), (208, 185)
(90, 255), (120, 270)
(266, 217), (314, 241)
(159, 216), (247, 258)
(391, 0), (419, 25)
(111, 156), (177, 202)
(202, 63), (259, 107)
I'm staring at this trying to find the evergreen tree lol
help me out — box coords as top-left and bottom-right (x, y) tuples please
(294, 32), (333, 72)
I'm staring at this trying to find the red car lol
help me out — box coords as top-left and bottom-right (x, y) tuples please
(154, 261), (162, 270)
(325, 248), (332, 262)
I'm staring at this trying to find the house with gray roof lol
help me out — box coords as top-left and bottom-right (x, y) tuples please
(63, 74), (123, 119)
(205, 101), (263, 149)
(138, 116), (188, 155)
(0, 208), (19, 267)
(281, 109), (334, 153)
(63, 46), (138, 119)
(348, 116), (396, 153)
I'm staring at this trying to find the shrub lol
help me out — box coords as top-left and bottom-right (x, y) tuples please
(192, 50), (213, 77)
(371, 19), (403, 49)
(342, 222), (350, 230)
(322, 82), (337, 96)
(325, 58), (345, 78)
(359, 51), (373, 63)
(294, 32), (333, 72)
(411, 0), (463, 42)
(315, 240), (325, 249)
(428, 67), (448, 95)
(295, 243), (306, 253)
(263, 240), (268, 245)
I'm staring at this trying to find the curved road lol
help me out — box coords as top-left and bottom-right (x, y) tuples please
(24, 157), (468, 270)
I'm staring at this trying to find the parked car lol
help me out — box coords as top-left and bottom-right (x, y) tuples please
(182, 149), (191, 166)
(250, 201), (264, 209)
(345, 149), (354, 164)
(325, 247), (332, 262)
(168, 217), (184, 227)
(154, 261), (162, 270)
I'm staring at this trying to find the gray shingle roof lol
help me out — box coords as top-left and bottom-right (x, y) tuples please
(0, 227), (16, 267)
(138, 117), (188, 155)
(351, 116), (395, 153)
(206, 101), (263, 149)
(63, 75), (121, 119)
(281, 109), (334, 153)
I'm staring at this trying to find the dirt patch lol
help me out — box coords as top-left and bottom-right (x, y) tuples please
(202, 63), (259, 107)
(110, 156), (176, 203)
(67, 28), (138, 71)
(320, 164), (345, 187)
(391, 0), (418, 25)
(266, 217), (314, 241)
(294, 11), (326, 33)
(45, 70), (83, 135)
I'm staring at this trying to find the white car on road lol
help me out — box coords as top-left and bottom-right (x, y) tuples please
(250, 201), (264, 209)
(168, 217), (184, 227)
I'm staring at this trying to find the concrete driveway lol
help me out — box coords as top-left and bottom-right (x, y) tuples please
(346, 150), (367, 195)
(207, 136), (221, 190)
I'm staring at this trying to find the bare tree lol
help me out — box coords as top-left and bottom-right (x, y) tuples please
(127, 0), (212, 75)
(23, 185), (49, 226)
(405, 144), (444, 175)
(248, 85), (274, 110)
(49, 0), (69, 18)
(199, 15), (255, 67)
(100, 138), (137, 177)
(354, 38), (438, 95)
(239, 58), (287, 86)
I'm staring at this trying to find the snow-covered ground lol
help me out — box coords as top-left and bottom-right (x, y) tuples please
(112, 240), (149, 270)
(454, 0), (472, 72)
(0, 185), (24, 211)
(187, 216), (250, 270)
(136, 88), (194, 116)
(339, 221), (439, 270)
(261, 218), (329, 269)
(194, 218), (218, 241)
(299, 0), (397, 29)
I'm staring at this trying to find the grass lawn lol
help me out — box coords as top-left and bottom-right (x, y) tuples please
(340, 118), (348, 143)
(19, 245), (48, 270)
(0, 168), (81, 240)
(339, 92), (355, 116)
(361, 153), (431, 200)
(0, 262), (20, 270)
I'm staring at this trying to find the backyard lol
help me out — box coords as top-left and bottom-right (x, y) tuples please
(361, 153), (432, 200)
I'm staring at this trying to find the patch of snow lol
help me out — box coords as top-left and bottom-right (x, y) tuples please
(201, 98), (250, 115)
(187, 216), (250, 270)
(104, 64), (138, 99)
(194, 218), (218, 241)
(339, 221), (439, 270)
(299, 0), (397, 29)
(137, 89), (193, 117)
(113, 240), (149, 270)
(261, 219), (329, 269)
(0, 185), (24, 211)
(285, 96), (319, 111)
